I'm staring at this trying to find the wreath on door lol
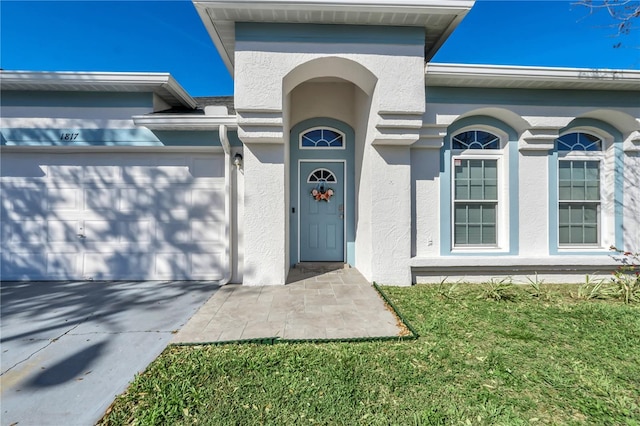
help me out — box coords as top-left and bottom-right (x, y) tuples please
(311, 180), (334, 202)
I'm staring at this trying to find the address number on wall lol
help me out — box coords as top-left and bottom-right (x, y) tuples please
(60, 132), (80, 141)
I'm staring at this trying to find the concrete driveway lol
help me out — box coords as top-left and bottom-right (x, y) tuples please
(0, 280), (219, 426)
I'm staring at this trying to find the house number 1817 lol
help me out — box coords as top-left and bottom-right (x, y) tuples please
(60, 133), (80, 141)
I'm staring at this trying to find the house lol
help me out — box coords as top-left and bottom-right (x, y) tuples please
(1, 0), (639, 285)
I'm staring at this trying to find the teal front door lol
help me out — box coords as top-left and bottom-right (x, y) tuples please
(299, 161), (345, 262)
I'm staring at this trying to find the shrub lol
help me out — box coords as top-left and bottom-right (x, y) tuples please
(479, 277), (517, 301)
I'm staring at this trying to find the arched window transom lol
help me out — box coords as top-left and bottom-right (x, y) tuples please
(556, 132), (602, 151)
(300, 128), (344, 149)
(307, 168), (337, 183)
(452, 130), (500, 150)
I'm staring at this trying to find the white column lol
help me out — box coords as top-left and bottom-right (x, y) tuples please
(241, 143), (288, 285)
(368, 145), (413, 285)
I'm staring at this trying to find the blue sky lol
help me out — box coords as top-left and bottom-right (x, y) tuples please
(1, 0), (638, 96)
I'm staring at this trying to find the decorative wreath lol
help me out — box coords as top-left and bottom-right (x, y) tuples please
(311, 182), (334, 202)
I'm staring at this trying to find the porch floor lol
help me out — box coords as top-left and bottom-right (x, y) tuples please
(172, 266), (402, 343)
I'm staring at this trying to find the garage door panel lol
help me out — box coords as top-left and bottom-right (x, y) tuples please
(155, 188), (189, 211)
(119, 188), (153, 212)
(120, 220), (152, 243)
(83, 220), (119, 242)
(83, 252), (152, 280)
(156, 221), (190, 244)
(191, 189), (224, 210)
(191, 252), (224, 277)
(2, 184), (47, 217)
(191, 221), (223, 242)
(46, 252), (80, 278)
(155, 253), (189, 278)
(2, 252), (47, 280)
(47, 220), (81, 242)
(47, 187), (82, 211)
(84, 187), (119, 212)
(7, 220), (46, 243)
(1, 219), (10, 243)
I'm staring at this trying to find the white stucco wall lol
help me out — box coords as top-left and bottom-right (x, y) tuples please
(624, 151), (640, 253)
(518, 152), (549, 256)
(290, 82), (356, 129)
(235, 35), (425, 285)
(354, 88), (373, 279)
(411, 148), (440, 257)
(241, 143), (288, 285)
(235, 43), (424, 115)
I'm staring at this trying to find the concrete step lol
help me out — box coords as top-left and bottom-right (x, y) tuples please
(293, 262), (349, 274)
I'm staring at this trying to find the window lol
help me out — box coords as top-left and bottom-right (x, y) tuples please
(452, 130), (500, 150)
(307, 168), (337, 183)
(452, 130), (501, 247)
(557, 132), (603, 246)
(300, 128), (344, 149)
(454, 159), (498, 245)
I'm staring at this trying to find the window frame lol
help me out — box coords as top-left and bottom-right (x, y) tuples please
(450, 128), (508, 251)
(299, 126), (346, 150)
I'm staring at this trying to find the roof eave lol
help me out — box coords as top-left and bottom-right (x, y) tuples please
(194, 0), (475, 73)
(0, 70), (198, 109)
(425, 63), (640, 91)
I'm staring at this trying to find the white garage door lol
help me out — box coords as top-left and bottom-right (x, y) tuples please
(1, 151), (226, 281)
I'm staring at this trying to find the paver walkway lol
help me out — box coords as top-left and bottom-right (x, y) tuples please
(172, 265), (402, 343)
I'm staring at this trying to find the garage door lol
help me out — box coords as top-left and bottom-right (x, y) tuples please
(1, 152), (226, 280)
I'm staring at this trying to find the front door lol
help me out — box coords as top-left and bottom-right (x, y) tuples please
(299, 161), (345, 262)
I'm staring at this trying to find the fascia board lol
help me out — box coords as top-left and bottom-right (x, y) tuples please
(194, 4), (235, 74)
(425, 63), (640, 88)
(0, 71), (197, 109)
(195, 0), (474, 13)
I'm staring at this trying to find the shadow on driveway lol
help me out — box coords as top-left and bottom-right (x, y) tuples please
(1, 280), (219, 426)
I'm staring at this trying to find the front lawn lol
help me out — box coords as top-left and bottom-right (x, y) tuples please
(100, 284), (640, 425)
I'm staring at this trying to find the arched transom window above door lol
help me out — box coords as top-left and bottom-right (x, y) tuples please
(300, 127), (345, 149)
(307, 168), (337, 183)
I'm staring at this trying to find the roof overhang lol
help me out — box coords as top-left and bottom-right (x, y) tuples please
(193, 0), (475, 73)
(0, 71), (197, 109)
(425, 63), (640, 91)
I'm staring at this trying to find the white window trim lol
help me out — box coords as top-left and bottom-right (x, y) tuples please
(450, 127), (510, 252)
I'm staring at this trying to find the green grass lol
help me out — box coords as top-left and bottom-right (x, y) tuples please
(100, 285), (640, 425)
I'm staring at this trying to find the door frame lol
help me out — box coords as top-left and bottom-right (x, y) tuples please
(297, 159), (347, 263)
(289, 117), (356, 268)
